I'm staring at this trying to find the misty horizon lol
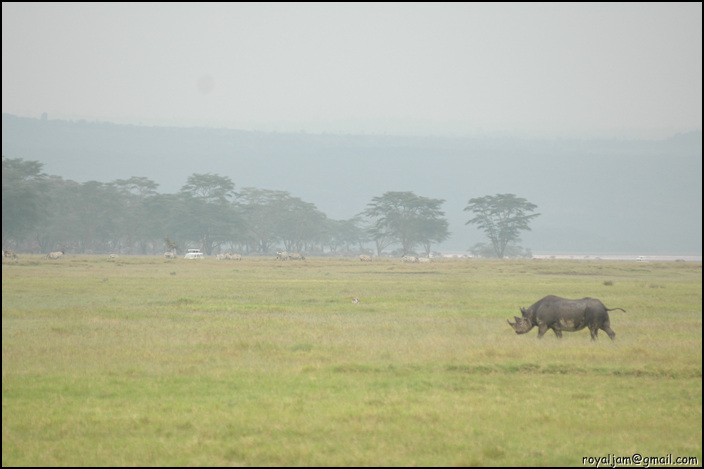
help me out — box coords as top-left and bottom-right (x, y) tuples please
(3, 4), (702, 140)
(2, 4), (702, 256)
(3, 113), (701, 256)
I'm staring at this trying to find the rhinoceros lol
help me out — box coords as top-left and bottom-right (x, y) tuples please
(507, 295), (625, 341)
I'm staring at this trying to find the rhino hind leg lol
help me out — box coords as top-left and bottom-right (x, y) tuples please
(601, 323), (616, 341)
(588, 325), (597, 340)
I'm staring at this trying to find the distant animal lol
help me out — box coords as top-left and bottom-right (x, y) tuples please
(217, 253), (242, 261)
(352, 297), (360, 304)
(164, 251), (176, 259)
(401, 255), (418, 263)
(359, 255), (372, 262)
(2, 249), (18, 262)
(108, 254), (119, 259)
(418, 257), (431, 263)
(288, 253), (305, 261)
(46, 250), (65, 260)
(276, 251), (289, 261)
(507, 295), (626, 341)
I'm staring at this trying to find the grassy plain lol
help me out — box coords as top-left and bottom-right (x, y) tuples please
(2, 255), (701, 466)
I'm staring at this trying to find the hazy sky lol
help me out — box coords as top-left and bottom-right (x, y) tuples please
(3, 3), (702, 138)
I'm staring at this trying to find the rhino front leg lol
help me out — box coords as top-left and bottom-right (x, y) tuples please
(537, 323), (550, 339)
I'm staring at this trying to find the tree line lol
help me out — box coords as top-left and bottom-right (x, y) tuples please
(2, 157), (539, 258)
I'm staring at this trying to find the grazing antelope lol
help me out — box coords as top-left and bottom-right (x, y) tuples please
(2, 250), (18, 263)
(46, 250), (65, 260)
(276, 251), (289, 261)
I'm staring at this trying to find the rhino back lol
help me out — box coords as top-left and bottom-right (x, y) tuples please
(525, 295), (563, 318)
(536, 297), (594, 322)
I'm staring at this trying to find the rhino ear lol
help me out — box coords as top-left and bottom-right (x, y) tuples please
(520, 307), (527, 316)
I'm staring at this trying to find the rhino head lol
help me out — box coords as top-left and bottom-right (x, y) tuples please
(507, 316), (534, 334)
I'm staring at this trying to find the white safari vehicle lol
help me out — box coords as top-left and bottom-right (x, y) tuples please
(184, 249), (205, 259)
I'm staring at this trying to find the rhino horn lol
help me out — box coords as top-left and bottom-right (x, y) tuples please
(508, 317), (524, 329)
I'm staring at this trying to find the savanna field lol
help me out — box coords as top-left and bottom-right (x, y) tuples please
(2, 255), (701, 466)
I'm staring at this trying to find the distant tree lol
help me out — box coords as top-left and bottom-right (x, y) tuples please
(237, 188), (327, 253)
(111, 177), (160, 253)
(275, 195), (327, 253)
(29, 177), (124, 253)
(73, 181), (125, 253)
(164, 236), (179, 254)
(180, 173), (235, 203)
(237, 188), (288, 253)
(143, 193), (185, 253)
(2, 157), (48, 245)
(464, 193), (539, 259)
(178, 173), (239, 254)
(362, 191), (449, 256)
(416, 214), (450, 257)
(360, 214), (395, 257)
(327, 217), (369, 253)
(31, 176), (79, 253)
(112, 176), (159, 198)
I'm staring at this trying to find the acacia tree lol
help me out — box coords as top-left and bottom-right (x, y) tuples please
(178, 173), (238, 254)
(327, 216), (368, 253)
(237, 188), (288, 253)
(143, 193), (186, 254)
(276, 195), (327, 253)
(363, 191), (449, 256)
(31, 176), (79, 253)
(111, 177), (160, 254)
(2, 157), (48, 246)
(180, 173), (235, 203)
(237, 188), (328, 254)
(73, 181), (125, 253)
(464, 193), (539, 258)
(416, 215), (450, 257)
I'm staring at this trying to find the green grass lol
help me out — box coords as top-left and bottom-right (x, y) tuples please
(2, 256), (702, 466)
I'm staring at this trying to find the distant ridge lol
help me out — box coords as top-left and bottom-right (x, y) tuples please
(2, 113), (701, 254)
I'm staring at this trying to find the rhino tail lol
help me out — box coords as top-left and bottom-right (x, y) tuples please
(606, 307), (626, 313)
